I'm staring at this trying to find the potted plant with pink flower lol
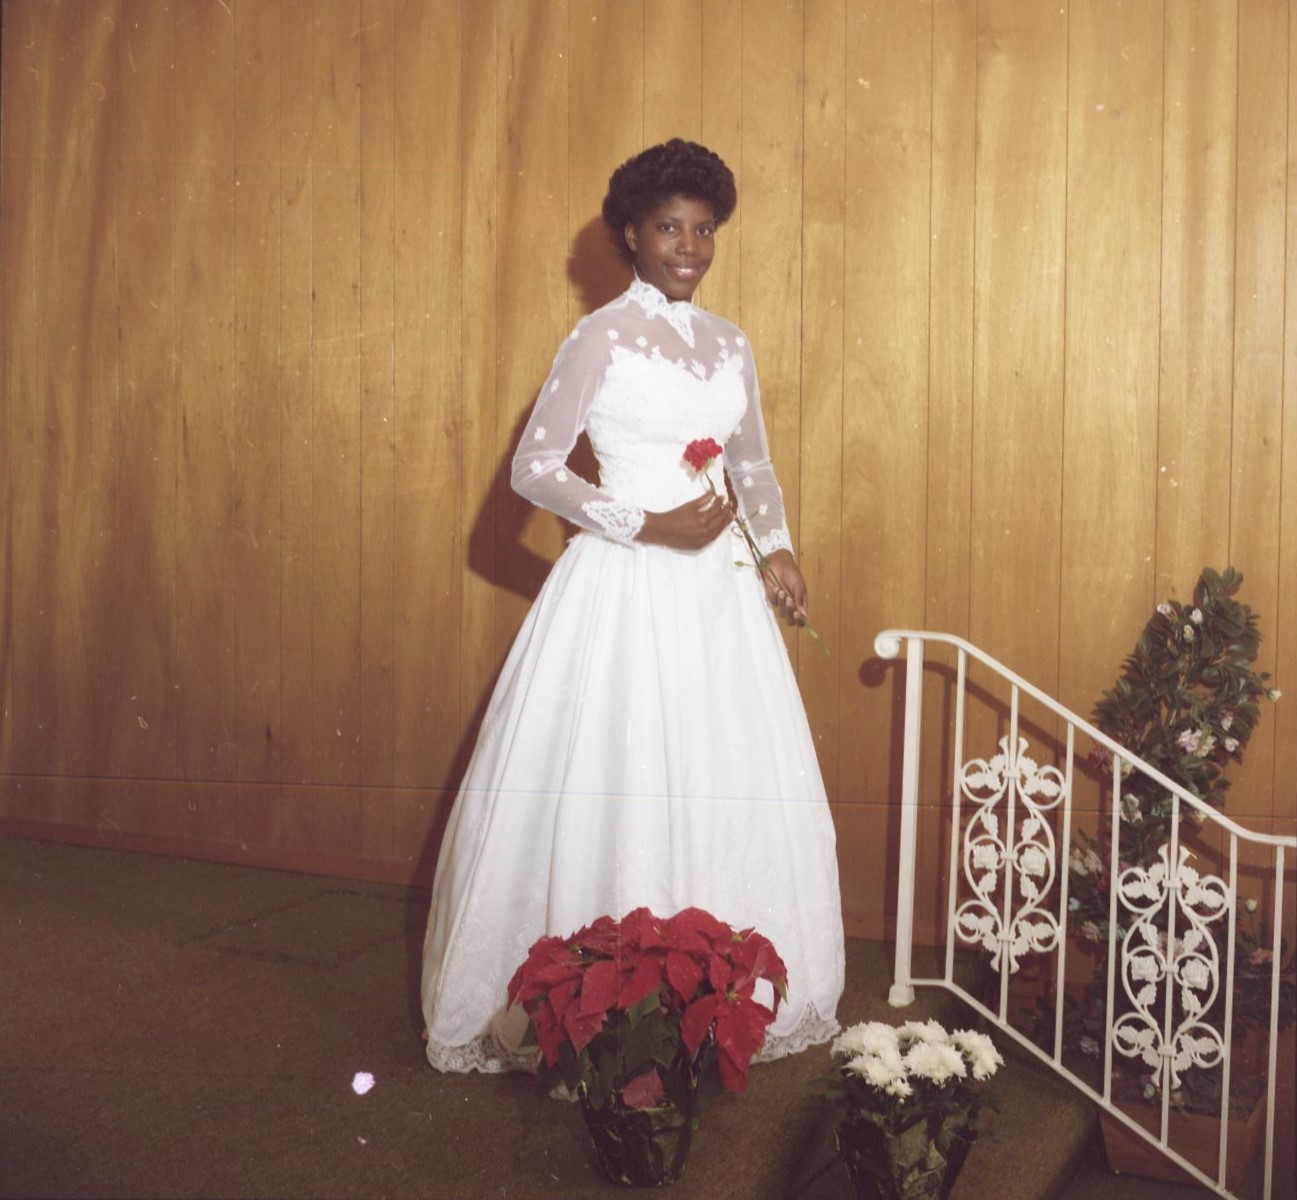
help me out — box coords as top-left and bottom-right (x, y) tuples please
(508, 906), (787, 1186)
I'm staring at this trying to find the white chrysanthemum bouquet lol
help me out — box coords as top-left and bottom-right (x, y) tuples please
(815, 1019), (1002, 1200)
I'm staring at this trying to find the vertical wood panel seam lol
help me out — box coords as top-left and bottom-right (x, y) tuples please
(391, 0), (399, 795)
(649, 0), (653, 149)
(1, 5), (14, 770)
(277, 0), (286, 791)
(1153, 1), (1166, 606)
(459, 0), (468, 743)
(113, 0), (124, 778)
(461, 0), (472, 788)
(837, 0), (846, 800)
(1056, 0), (1072, 706)
(1, 6), (5, 768)
(1277, 0), (1292, 803)
(796, 0), (806, 680)
(171, 1), (181, 782)
(2, 7), (10, 769)
(565, 1), (571, 322)
(1228, 0), (1240, 570)
(309, 0), (317, 783)
(738, 0), (744, 327)
(567, 1), (572, 327)
(488, 0), (500, 738)
(232, 2), (241, 782)
(967, 0), (979, 641)
(924, 0), (934, 634)
(358, 0), (367, 791)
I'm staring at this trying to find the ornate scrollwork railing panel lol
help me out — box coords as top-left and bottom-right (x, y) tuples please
(954, 735), (1067, 974)
(1111, 844), (1230, 1090)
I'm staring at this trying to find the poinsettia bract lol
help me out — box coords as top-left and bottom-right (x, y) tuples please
(508, 906), (787, 1118)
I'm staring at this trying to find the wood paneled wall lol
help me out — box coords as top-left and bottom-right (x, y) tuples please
(3, 0), (1295, 939)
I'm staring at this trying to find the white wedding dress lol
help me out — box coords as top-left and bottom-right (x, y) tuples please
(421, 276), (845, 1073)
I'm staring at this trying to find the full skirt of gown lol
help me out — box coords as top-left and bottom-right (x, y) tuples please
(420, 524), (845, 1073)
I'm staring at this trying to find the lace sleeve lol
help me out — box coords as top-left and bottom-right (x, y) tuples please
(722, 338), (794, 557)
(510, 321), (646, 545)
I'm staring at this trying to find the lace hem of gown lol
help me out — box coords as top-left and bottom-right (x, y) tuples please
(752, 1003), (839, 1064)
(424, 1029), (541, 1075)
(424, 1004), (837, 1076)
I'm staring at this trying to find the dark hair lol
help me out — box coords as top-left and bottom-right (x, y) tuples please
(601, 139), (737, 256)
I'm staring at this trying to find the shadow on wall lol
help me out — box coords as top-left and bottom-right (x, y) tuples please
(418, 217), (633, 888)
(569, 215), (630, 313)
(465, 216), (630, 607)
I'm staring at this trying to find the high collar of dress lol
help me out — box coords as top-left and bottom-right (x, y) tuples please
(628, 273), (697, 345)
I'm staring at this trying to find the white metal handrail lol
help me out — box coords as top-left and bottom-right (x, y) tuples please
(876, 629), (1294, 1200)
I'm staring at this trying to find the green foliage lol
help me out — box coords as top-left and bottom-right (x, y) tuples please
(832, 1114), (977, 1200)
(533, 999), (725, 1127)
(813, 1070), (994, 1148)
(565, 1005), (679, 1112)
(1092, 566), (1272, 833)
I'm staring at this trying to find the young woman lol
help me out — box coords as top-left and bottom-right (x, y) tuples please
(421, 139), (844, 1073)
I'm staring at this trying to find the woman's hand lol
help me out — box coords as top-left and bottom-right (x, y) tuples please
(637, 491), (733, 551)
(761, 549), (809, 626)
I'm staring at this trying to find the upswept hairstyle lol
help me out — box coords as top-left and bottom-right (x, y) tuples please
(601, 139), (737, 257)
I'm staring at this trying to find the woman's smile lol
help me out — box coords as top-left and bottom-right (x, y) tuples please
(625, 195), (717, 302)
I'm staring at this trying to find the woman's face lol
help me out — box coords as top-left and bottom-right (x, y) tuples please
(625, 194), (717, 302)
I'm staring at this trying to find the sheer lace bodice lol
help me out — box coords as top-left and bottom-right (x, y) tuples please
(511, 277), (794, 555)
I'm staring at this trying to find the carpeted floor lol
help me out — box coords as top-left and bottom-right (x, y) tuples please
(0, 836), (1262, 1199)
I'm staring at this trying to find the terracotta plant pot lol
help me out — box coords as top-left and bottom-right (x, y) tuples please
(1099, 1094), (1266, 1191)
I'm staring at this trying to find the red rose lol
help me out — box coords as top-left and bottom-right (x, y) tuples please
(683, 437), (723, 472)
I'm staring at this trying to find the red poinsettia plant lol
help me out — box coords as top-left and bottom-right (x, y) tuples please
(507, 906), (787, 1121)
(683, 437), (827, 653)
